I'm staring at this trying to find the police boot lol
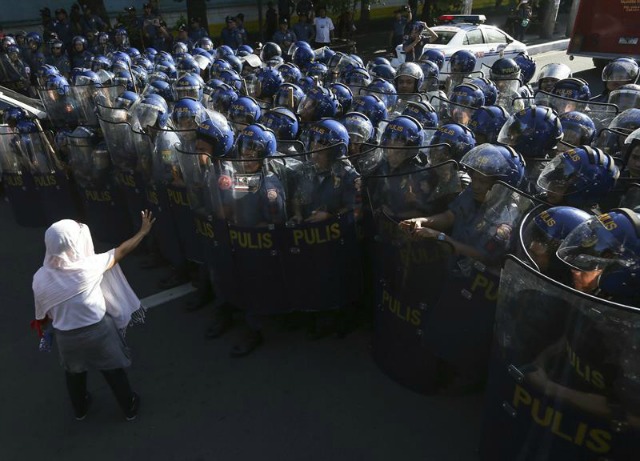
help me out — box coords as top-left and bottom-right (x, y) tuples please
(204, 309), (233, 339)
(230, 329), (264, 357)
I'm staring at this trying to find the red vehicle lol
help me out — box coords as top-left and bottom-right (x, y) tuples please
(568, 0), (640, 67)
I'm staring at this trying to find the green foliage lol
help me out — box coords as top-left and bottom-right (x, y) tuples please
(175, 14), (187, 30)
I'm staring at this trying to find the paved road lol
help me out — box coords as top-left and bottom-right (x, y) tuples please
(0, 51), (601, 461)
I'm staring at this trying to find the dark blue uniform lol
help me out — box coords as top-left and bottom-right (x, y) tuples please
(225, 172), (287, 227)
(301, 161), (360, 217)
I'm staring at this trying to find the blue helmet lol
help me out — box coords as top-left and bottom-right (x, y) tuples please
(558, 111), (597, 148)
(273, 83), (305, 111)
(292, 46), (315, 72)
(26, 31), (43, 49)
(91, 55), (112, 72)
(316, 46), (336, 65)
(307, 61), (329, 81)
(287, 40), (312, 59)
(196, 113), (235, 158)
(342, 111), (376, 145)
(369, 64), (397, 82)
(144, 78), (174, 102)
(236, 123), (277, 159)
(429, 123), (477, 161)
(296, 76), (318, 93)
(115, 90), (139, 110)
(557, 208), (640, 298)
(342, 67), (372, 94)
(537, 146), (620, 207)
(468, 105), (509, 144)
(172, 73), (204, 101)
(531, 206), (592, 243)
(113, 70), (135, 91)
(177, 55), (200, 75)
(417, 60), (440, 92)
(224, 54), (243, 74)
(228, 96), (262, 128)
(208, 82), (239, 116)
(261, 107), (299, 141)
(37, 64), (61, 86)
(3, 107), (28, 126)
(552, 77), (591, 101)
(125, 47), (141, 59)
(172, 42), (189, 56)
(367, 56), (391, 70)
(110, 50), (132, 66)
(237, 44), (254, 56)
(419, 48), (446, 70)
(297, 86), (339, 122)
(44, 74), (70, 96)
(153, 51), (174, 64)
(381, 115), (425, 147)
(329, 82), (354, 114)
(351, 94), (388, 128)
(490, 57), (521, 81)
(144, 47), (158, 61)
(255, 67), (284, 98)
(461, 143), (526, 187)
(469, 77), (499, 106)
(449, 50), (476, 74)
(497, 106), (563, 158)
(449, 83), (485, 109)
(363, 78), (397, 113)
(71, 69), (101, 86)
(135, 56), (154, 73)
(154, 60), (178, 80)
(216, 45), (235, 60)
(602, 59), (639, 84)
(133, 94), (170, 129)
(16, 119), (39, 135)
(279, 63), (302, 83)
(211, 58), (232, 78)
(218, 69), (243, 93)
(514, 53), (537, 85)
(402, 100), (439, 129)
(303, 119), (350, 159)
(171, 98), (207, 130)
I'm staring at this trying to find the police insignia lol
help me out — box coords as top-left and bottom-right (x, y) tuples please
(218, 175), (232, 190)
(495, 223), (512, 241)
(267, 188), (278, 201)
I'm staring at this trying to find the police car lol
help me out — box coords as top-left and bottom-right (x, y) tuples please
(391, 15), (528, 80)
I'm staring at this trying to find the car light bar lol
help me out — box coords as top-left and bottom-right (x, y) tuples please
(438, 14), (487, 25)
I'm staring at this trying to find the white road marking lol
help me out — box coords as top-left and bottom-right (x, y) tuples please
(140, 283), (196, 309)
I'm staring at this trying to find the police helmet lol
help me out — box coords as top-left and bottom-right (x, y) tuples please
(381, 115), (425, 147)
(236, 123), (277, 160)
(171, 98), (208, 130)
(490, 57), (521, 81)
(273, 83), (305, 111)
(208, 82), (239, 116)
(608, 83), (640, 112)
(429, 123), (477, 162)
(292, 46), (315, 72)
(362, 78), (396, 112)
(115, 90), (139, 110)
(514, 53), (537, 85)
(260, 42), (283, 62)
(196, 112), (235, 158)
(254, 67), (284, 98)
(449, 50), (476, 74)
(469, 77), (499, 106)
(419, 48), (446, 70)
(260, 107), (299, 140)
(497, 106), (563, 157)
(369, 64), (397, 83)
(460, 143), (526, 187)
(172, 73), (204, 101)
(537, 146), (620, 207)
(329, 82), (354, 114)
(402, 100), (439, 129)
(297, 86), (339, 122)
(602, 58), (640, 83)
(279, 63), (302, 83)
(228, 96), (262, 128)
(132, 93), (170, 129)
(342, 111), (376, 145)
(394, 62), (424, 93)
(558, 111), (597, 148)
(303, 119), (350, 159)
(351, 94), (388, 128)
(416, 60), (440, 92)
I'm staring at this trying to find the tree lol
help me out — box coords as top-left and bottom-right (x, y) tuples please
(173, 0), (210, 32)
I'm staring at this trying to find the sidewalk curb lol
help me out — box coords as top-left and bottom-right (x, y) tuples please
(527, 39), (570, 56)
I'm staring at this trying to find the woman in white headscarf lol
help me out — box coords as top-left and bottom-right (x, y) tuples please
(32, 211), (155, 421)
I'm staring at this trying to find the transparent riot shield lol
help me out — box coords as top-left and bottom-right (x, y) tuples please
(98, 116), (147, 230)
(619, 183), (640, 210)
(69, 83), (100, 127)
(37, 87), (80, 130)
(279, 149), (363, 311)
(361, 147), (462, 220)
(0, 125), (46, 226)
(424, 182), (535, 382)
(19, 129), (80, 223)
(131, 126), (185, 269)
(443, 71), (485, 96)
(365, 161), (461, 393)
(95, 101), (129, 124)
(149, 127), (201, 263)
(479, 255), (640, 461)
(211, 158), (289, 314)
(388, 93), (428, 118)
(65, 131), (132, 243)
(534, 90), (618, 132)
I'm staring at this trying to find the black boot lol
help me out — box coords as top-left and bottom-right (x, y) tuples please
(230, 329), (263, 357)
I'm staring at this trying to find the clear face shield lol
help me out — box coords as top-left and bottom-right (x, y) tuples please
(536, 155), (583, 203)
(296, 95), (318, 122)
(447, 100), (478, 127)
(608, 89), (640, 112)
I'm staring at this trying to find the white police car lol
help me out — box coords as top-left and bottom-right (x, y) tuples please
(391, 15), (528, 80)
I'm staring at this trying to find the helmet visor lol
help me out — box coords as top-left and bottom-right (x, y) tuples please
(536, 154), (583, 194)
(608, 90), (640, 112)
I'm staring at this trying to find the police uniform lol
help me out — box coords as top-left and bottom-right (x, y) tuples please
(46, 53), (71, 77)
(225, 171), (287, 227)
(70, 50), (94, 69)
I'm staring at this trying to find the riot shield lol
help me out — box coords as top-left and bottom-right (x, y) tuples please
(98, 116), (147, 230)
(362, 149), (462, 220)
(69, 84), (100, 127)
(150, 127), (201, 263)
(95, 102), (129, 124)
(424, 182), (535, 381)
(211, 158), (289, 314)
(37, 87), (80, 130)
(0, 125), (46, 226)
(278, 152), (363, 311)
(131, 126), (185, 269)
(19, 129), (80, 223)
(365, 161), (461, 394)
(480, 255), (640, 461)
(65, 131), (132, 243)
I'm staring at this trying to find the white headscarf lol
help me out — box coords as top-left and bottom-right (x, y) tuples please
(33, 219), (144, 330)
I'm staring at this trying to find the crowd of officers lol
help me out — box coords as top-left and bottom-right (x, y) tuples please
(2, 19), (640, 360)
